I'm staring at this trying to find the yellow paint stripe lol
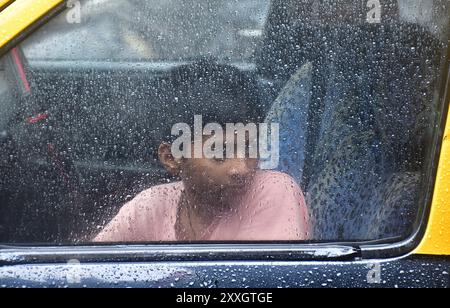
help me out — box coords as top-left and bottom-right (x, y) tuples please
(0, 0), (64, 50)
(0, 0), (14, 12)
(416, 102), (450, 255)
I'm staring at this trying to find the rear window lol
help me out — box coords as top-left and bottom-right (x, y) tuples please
(0, 0), (449, 245)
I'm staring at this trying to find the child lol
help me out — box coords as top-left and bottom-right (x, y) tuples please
(94, 60), (309, 242)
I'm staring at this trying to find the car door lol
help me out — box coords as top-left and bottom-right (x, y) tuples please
(0, 0), (449, 289)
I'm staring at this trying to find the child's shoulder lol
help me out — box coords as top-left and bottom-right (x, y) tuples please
(252, 170), (304, 199)
(139, 180), (184, 196)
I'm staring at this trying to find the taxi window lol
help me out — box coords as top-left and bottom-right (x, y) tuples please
(0, 0), (449, 245)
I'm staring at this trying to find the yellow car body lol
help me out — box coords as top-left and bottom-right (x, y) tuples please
(3, 0), (447, 255)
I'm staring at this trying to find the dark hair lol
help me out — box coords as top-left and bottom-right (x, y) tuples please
(158, 59), (262, 143)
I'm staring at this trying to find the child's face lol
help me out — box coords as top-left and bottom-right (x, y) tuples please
(159, 131), (258, 195)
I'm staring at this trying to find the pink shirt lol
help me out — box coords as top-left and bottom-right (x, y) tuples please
(94, 171), (309, 242)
